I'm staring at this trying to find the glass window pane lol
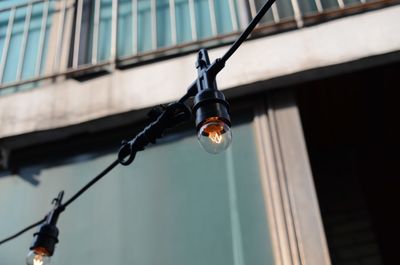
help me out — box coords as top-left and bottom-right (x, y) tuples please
(0, 18), (8, 63)
(0, 10), (11, 72)
(344, 0), (361, 6)
(0, 112), (275, 265)
(118, 0), (133, 57)
(156, 0), (172, 48)
(175, 0), (192, 43)
(0, 0), (53, 90)
(138, 0), (152, 52)
(39, 2), (54, 76)
(214, 0), (233, 34)
(320, 0), (339, 10)
(297, 0), (319, 15)
(275, 0), (295, 20)
(2, 7), (26, 83)
(21, 3), (42, 79)
(76, 0), (94, 65)
(254, 0), (274, 24)
(98, 0), (112, 61)
(195, 0), (212, 39)
(0, 0), (28, 10)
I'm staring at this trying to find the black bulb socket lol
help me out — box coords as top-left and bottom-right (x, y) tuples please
(192, 89), (231, 130)
(29, 223), (59, 256)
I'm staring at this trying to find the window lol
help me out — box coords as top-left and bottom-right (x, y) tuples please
(0, 109), (276, 265)
(0, 0), (54, 85)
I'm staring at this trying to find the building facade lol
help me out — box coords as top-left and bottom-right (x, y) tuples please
(0, 0), (398, 264)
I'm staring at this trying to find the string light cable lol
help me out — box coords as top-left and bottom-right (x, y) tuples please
(0, 218), (46, 246)
(0, 0), (277, 261)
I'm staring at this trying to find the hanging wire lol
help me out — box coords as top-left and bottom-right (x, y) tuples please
(0, 102), (191, 247)
(0, 0), (277, 247)
(0, 217), (46, 245)
(0, 159), (119, 246)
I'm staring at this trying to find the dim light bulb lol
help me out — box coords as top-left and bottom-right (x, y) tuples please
(197, 117), (232, 154)
(26, 248), (51, 265)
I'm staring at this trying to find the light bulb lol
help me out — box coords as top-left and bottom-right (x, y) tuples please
(26, 248), (51, 265)
(197, 117), (232, 154)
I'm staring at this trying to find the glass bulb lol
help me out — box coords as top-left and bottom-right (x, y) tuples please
(197, 118), (232, 154)
(26, 248), (51, 265)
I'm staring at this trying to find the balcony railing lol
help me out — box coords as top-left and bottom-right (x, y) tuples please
(0, 0), (397, 90)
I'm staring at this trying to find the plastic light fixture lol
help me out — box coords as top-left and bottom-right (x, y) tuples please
(192, 49), (232, 154)
(27, 192), (63, 265)
(26, 221), (59, 265)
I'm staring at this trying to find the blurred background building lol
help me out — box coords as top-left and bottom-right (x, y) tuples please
(0, 0), (398, 264)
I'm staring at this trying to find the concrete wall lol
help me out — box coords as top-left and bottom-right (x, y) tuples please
(1, 5), (400, 139)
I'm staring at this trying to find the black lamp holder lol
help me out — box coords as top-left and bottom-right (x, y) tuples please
(118, 48), (228, 166)
(192, 49), (230, 129)
(29, 191), (65, 256)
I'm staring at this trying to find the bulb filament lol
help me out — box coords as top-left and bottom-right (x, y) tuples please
(209, 131), (222, 144)
(33, 255), (43, 265)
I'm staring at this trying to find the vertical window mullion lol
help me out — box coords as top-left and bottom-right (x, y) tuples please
(16, 3), (33, 81)
(208, 0), (217, 35)
(110, 0), (118, 61)
(53, 0), (67, 73)
(0, 8), (16, 84)
(73, 0), (83, 68)
(271, 3), (280, 23)
(188, 0), (197, 41)
(337, 0), (345, 8)
(35, 0), (49, 77)
(132, 0), (138, 54)
(248, 0), (257, 18)
(228, 0), (238, 31)
(169, 0), (177, 45)
(151, 0), (157, 49)
(92, 0), (101, 64)
(290, 0), (304, 27)
(315, 0), (324, 12)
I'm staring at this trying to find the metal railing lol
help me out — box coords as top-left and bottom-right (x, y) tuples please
(0, 0), (398, 90)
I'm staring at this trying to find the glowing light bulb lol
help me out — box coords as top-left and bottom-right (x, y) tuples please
(26, 248), (51, 265)
(197, 117), (232, 154)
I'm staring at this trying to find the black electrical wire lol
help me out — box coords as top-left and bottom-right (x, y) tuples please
(0, 0), (277, 247)
(0, 102), (190, 246)
(61, 159), (120, 209)
(0, 102), (190, 247)
(0, 217), (46, 245)
(0, 159), (120, 247)
(221, 0), (277, 64)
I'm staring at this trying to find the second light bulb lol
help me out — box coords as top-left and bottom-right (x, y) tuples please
(197, 117), (232, 154)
